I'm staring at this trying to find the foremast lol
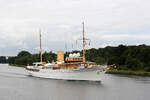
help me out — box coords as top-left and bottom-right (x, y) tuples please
(82, 22), (86, 62)
(39, 29), (42, 62)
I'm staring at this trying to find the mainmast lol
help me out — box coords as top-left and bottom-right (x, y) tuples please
(82, 22), (86, 62)
(39, 29), (42, 62)
(76, 22), (90, 62)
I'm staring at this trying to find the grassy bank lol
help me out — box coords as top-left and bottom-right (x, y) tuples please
(106, 69), (150, 76)
(9, 64), (26, 67)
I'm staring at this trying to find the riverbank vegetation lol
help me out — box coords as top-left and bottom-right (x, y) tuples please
(0, 56), (7, 63)
(106, 69), (150, 76)
(1, 44), (150, 75)
(7, 51), (57, 66)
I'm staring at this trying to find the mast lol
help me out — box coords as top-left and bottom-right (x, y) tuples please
(76, 22), (90, 62)
(82, 22), (86, 62)
(39, 29), (42, 62)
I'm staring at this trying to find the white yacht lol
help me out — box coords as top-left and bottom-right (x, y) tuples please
(25, 22), (112, 81)
(26, 53), (106, 81)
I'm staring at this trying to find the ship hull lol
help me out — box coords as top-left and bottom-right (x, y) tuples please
(26, 69), (102, 81)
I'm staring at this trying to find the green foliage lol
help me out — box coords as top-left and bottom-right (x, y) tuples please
(85, 44), (150, 71)
(17, 51), (31, 57)
(118, 65), (128, 70)
(5, 44), (150, 71)
(42, 51), (57, 62)
(144, 67), (150, 72)
(106, 69), (150, 76)
(15, 56), (30, 65)
(126, 58), (144, 70)
(0, 56), (7, 63)
(108, 56), (119, 65)
(8, 57), (16, 64)
(93, 57), (106, 65)
(7, 51), (56, 66)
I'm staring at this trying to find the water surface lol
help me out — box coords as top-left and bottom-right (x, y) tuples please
(0, 64), (150, 100)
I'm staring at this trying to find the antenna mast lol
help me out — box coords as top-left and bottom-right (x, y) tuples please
(76, 22), (90, 62)
(82, 22), (86, 62)
(40, 29), (42, 62)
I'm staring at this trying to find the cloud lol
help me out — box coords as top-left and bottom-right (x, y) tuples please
(0, 0), (150, 56)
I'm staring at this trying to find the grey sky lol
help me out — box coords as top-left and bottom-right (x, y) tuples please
(0, 0), (150, 56)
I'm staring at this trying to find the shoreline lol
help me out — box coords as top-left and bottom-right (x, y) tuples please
(106, 69), (150, 76)
(7, 64), (150, 76)
(9, 64), (26, 67)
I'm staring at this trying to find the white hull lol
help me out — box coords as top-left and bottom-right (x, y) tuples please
(26, 69), (103, 81)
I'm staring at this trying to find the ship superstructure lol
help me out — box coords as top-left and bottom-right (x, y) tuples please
(25, 22), (112, 81)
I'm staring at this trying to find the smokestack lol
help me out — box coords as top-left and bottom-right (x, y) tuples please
(57, 51), (64, 63)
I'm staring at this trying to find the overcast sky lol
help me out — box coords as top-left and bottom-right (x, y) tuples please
(0, 0), (150, 56)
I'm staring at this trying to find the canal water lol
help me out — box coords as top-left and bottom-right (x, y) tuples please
(0, 64), (150, 100)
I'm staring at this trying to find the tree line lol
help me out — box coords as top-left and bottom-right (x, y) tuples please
(86, 44), (150, 72)
(7, 51), (57, 66)
(1, 44), (150, 72)
(0, 56), (7, 63)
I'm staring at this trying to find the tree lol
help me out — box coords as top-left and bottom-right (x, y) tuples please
(8, 57), (16, 64)
(17, 51), (31, 57)
(0, 56), (7, 63)
(94, 57), (106, 65)
(42, 51), (57, 62)
(7, 45), (150, 70)
(108, 56), (119, 65)
(126, 58), (144, 70)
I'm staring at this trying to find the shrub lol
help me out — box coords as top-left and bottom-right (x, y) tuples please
(126, 58), (144, 70)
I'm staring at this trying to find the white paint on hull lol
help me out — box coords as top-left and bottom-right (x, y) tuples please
(26, 69), (103, 81)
